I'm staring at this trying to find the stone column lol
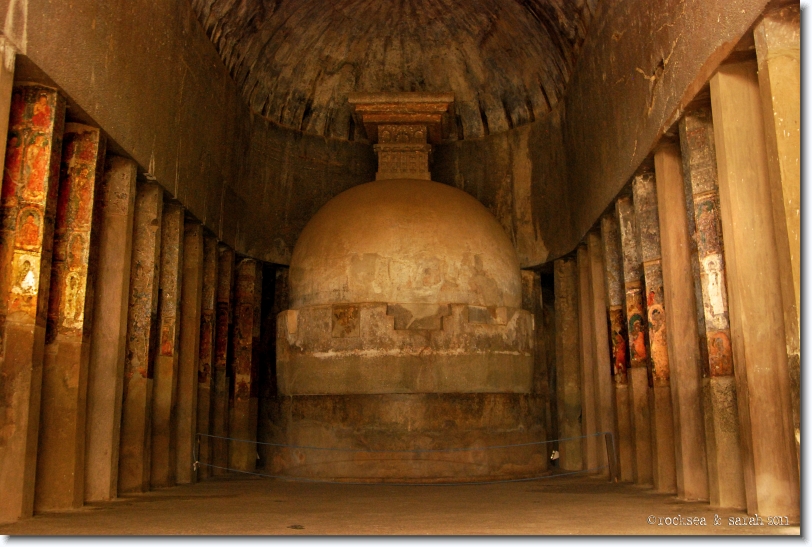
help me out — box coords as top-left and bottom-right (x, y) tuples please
(0, 85), (65, 523)
(679, 107), (745, 508)
(118, 182), (163, 494)
(211, 244), (234, 474)
(84, 156), (137, 502)
(36, 123), (106, 511)
(521, 269), (550, 465)
(174, 221), (203, 484)
(195, 234), (218, 479)
(150, 203), (184, 488)
(553, 257), (582, 471)
(710, 59), (799, 518)
(632, 171), (677, 494)
(615, 195), (653, 486)
(653, 141), (709, 502)
(754, 5), (800, 475)
(575, 245), (598, 472)
(586, 231), (615, 475)
(599, 213), (633, 482)
(229, 258), (262, 472)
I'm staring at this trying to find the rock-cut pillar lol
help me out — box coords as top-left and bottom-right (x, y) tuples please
(653, 141), (709, 502)
(175, 221), (203, 484)
(211, 244), (234, 474)
(679, 106), (745, 509)
(35, 123), (106, 511)
(586, 232), (615, 476)
(615, 195), (653, 486)
(150, 203), (184, 488)
(575, 245), (599, 472)
(84, 156), (137, 502)
(229, 258), (262, 472)
(553, 257), (582, 471)
(754, 5), (800, 477)
(599, 213), (633, 482)
(118, 182), (163, 494)
(631, 171), (676, 494)
(0, 85), (65, 523)
(195, 234), (218, 479)
(710, 58), (799, 518)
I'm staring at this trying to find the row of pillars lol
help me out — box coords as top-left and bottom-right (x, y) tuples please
(0, 83), (273, 523)
(549, 6), (799, 518)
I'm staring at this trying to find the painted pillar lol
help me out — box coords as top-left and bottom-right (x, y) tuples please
(631, 171), (676, 494)
(195, 234), (218, 479)
(118, 182), (163, 494)
(229, 258), (262, 472)
(586, 231), (615, 475)
(679, 107), (745, 508)
(710, 59), (799, 518)
(174, 222), (203, 484)
(150, 203), (184, 488)
(541, 276), (558, 456)
(0, 85), (65, 522)
(35, 123), (105, 511)
(84, 156), (136, 502)
(553, 257), (582, 471)
(599, 213), (633, 482)
(211, 244), (234, 474)
(653, 141), (709, 501)
(615, 195), (653, 486)
(754, 5), (800, 474)
(521, 269), (550, 464)
(575, 245), (599, 472)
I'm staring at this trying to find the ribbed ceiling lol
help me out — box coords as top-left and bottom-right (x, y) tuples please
(191, 0), (598, 141)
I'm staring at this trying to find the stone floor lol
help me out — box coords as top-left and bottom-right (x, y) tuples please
(0, 473), (800, 536)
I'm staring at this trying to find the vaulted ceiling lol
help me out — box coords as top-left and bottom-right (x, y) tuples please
(190, 0), (598, 141)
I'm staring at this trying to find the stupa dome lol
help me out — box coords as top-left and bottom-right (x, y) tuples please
(288, 178), (522, 309)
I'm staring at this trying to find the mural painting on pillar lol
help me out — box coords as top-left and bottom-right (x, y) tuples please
(644, 263), (669, 385)
(608, 307), (628, 383)
(0, 85), (65, 522)
(625, 285), (647, 369)
(1, 87), (64, 324)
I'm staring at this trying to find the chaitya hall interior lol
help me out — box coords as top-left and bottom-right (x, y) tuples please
(0, 0), (801, 535)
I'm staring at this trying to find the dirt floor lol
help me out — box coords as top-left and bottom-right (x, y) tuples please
(0, 472), (800, 536)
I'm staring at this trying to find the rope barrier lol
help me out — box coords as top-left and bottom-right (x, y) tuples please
(192, 431), (619, 486)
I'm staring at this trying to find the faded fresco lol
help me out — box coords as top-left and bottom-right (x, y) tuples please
(644, 262), (670, 384)
(0, 87), (65, 332)
(233, 259), (259, 403)
(608, 306), (628, 384)
(46, 125), (105, 341)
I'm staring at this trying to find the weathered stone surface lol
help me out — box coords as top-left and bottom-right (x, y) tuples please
(566, 0), (772, 253)
(150, 204), (184, 488)
(210, 244), (233, 475)
(654, 142), (708, 502)
(576, 246), (599, 472)
(586, 232), (614, 475)
(278, 304), (533, 396)
(229, 258), (261, 472)
(118, 182), (163, 494)
(261, 393), (546, 482)
(195, 234), (218, 480)
(85, 156), (136, 502)
(754, 4), (800, 475)
(175, 222), (203, 485)
(433, 108), (567, 267)
(289, 179), (521, 310)
(190, 0), (596, 141)
(710, 59), (799, 518)
(553, 258), (581, 471)
(0, 84), (64, 523)
(36, 123), (105, 512)
(679, 107), (744, 508)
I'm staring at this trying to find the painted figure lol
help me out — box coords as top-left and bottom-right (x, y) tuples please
(17, 210), (40, 248)
(31, 93), (52, 129)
